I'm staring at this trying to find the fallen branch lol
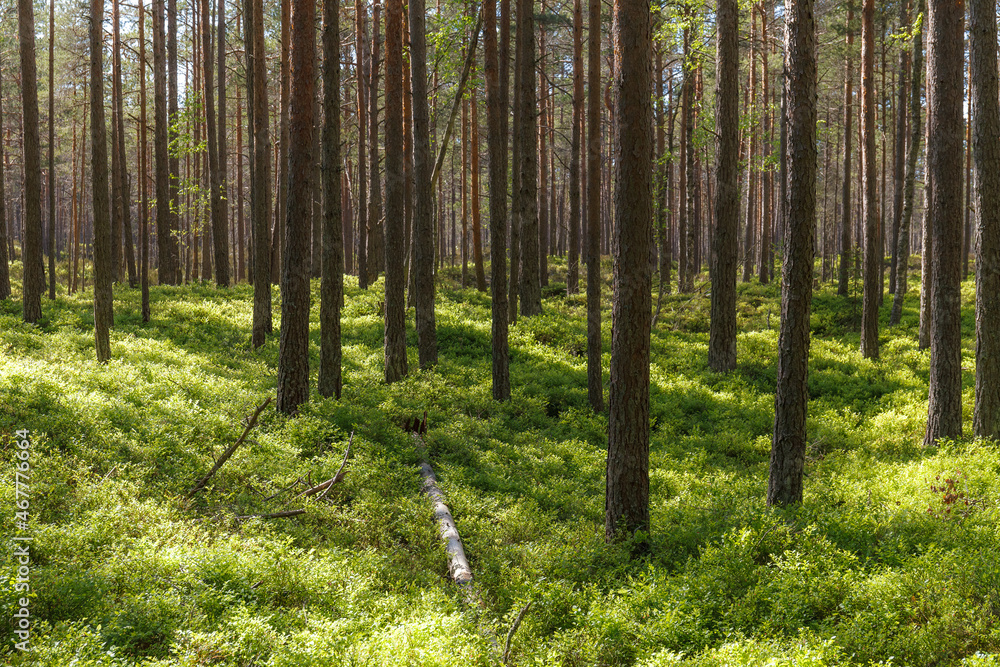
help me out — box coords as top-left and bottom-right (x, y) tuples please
(295, 432), (354, 499)
(502, 601), (533, 665)
(186, 397), (272, 500)
(418, 458), (473, 584)
(236, 509), (305, 520)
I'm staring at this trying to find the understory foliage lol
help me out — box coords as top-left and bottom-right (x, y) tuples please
(2, 259), (1000, 665)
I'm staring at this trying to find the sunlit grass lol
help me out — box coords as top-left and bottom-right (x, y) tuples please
(2, 257), (999, 666)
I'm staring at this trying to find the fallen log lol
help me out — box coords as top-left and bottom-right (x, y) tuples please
(186, 397), (272, 499)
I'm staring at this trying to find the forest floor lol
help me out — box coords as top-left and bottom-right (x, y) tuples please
(2, 258), (1000, 666)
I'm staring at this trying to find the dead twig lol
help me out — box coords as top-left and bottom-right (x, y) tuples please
(186, 397), (272, 500)
(236, 509), (305, 520)
(502, 601), (533, 665)
(294, 432), (354, 500)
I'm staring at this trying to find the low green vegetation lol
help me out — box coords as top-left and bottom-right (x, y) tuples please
(2, 259), (999, 665)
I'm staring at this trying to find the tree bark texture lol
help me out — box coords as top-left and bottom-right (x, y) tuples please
(518, 0), (541, 317)
(90, 0), (113, 362)
(384, 0), (408, 383)
(767, 0), (816, 507)
(838, 2), (855, 297)
(606, 0), (652, 543)
(924, 0), (964, 446)
(586, 0), (604, 412)
(860, 0), (879, 359)
(19, 0), (43, 323)
(709, 0), (739, 373)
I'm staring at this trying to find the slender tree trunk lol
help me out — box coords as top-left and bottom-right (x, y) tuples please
(18, 0), (43, 323)
(586, 0), (603, 412)
(319, 0), (343, 398)
(90, 0), (113, 362)
(838, 2), (855, 296)
(509, 0), (523, 323)
(606, 0), (652, 545)
(217, 0), (229, 285)
(860, 0), (879, 358)
(471, 85), (486, 291)
(276, 0), (315, 415)
(970, 0), (1000, 439)
(568, 0), (583, 295)
(356, 0), (369, 288)
(538, 25), (549, 289)
(0, 57), (9, 301)
(367, 1), (384, 283)
(680, 26), (693, 290)
(519, 0), (541, 316)
(758, 3), (772, 285)
(111, 0), (123, 284)
(891, 2), (923, 327)
(767, 0), (816, 506)
(486, 0), (511, 400)
(202, 0), (228, 287)
(924, 0), (964, 445)
(249, 0), (272, 346)
(964, 72), (973, 282)
(47, 0), (56, 298)
(167, 0), (181, 284)
(384, 0), (407, 383)
(709, 0), (739, 373)
(139, 0), (150, 320)
(411, 0), (438, 368)
(890, 0), (909, 295)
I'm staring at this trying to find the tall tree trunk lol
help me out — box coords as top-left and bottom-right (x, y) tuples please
(838, 2), (855, 296)
(217, 0), (229, 285)
(202, 0), (228, 287)
(249, 0), (272, 346)
(276, 0), (315, 415)
(924, 0), (964, 445)
(509, 0), (523, 323)
(970, 0), (1000, 439)
(537, 25), (549, 289)
(680, 25), (693, 290)
(758, 2), (772, 285)
(568, 0), (583, 295)
(890, 0), (909, 295)
(411, 0), (438, 368)
(586, 0), (603, 412)
(367, 1), (384, 283)
(90, 0), (113, 362)
(471, 85), (486, 292)
(319, 0), (343, 398)
(709, 0), (739, 373)
(767, 0), (816, 506)
(111, 0), (123, 284)
(140, 0), (150, 320)
(384, 0), (407, 383)
(355, 0), (369, 288)
(519, 0), (541, 316)
(167, 0), (181, 284)
(486, 0), (511, 400)
(18, 0), (43, 323)
(606, 0), (652, 545)
(47, 0), (56, 298)
(153, 0), (171, 286)
(891, 1), (923, 327)
(860, 0), (879, 358)
(0, 56), (9, 301)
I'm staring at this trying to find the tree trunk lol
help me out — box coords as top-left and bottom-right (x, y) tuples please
(586, 0), (603, 412)
(0, 55), (9, 301)
(767, 0), (816, 507)
(367, 1), (384, 284)
(411, 0), (438, 368)
(970, 0), (1000, 439)
(139, 0), (150, 320)
(680, 25), (693, 290)
(568, 0), (583, 295)
(217, 0), (229, 285)
(924, 0), (964, 445)
(384, 0), (408, 383)
(890, 0), (909, 296)
(606, 0), (652, 545)
(709, 0), (739, 373)
(202, 0), (228, 287)
(518, 0), (541, 316)
(356, 0), (369, 288)
(167, 0), (181, 284)
(471, 85), (486, 292)
(249, 0), (272, 347)
(860, 0), (879, 359)
(18, 0), (43, 323)
(485, 0), (510, 400)
(758, 3), (772, 285)
(890, 2), (923, 327)
(537, 25), (549, 289)
(90, 0), (113, 362)
(509, 0), (523, 323)
(276, 0), (315, 415)
(47, 0), (56, 298)
(838, 2), (855, 296)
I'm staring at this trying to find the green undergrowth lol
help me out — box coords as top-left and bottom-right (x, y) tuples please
(2, 257), (999, 665)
